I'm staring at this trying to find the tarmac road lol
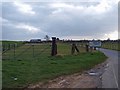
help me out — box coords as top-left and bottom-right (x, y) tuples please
(99, 48), (119, 89)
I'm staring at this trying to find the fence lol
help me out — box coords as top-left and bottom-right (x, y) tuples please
(2, 42), (24, 53)
(2, 43), (51, 60)
(2, 41), (94, 60)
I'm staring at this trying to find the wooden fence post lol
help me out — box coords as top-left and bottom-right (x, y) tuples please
(13, 44), (16, 60)
(86, 44), (89, 52)
(32, 45), (34, 57)
(2, 44), (5, 52)
(71, 43), (75, 54)
(8, 44), (10, 50)
(75, 45), (79, 53)
(51, 37), (57, 56)
(71, 43), (79, 55)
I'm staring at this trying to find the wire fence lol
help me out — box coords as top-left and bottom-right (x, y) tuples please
(2, 43), (51, 60)
(2, 42), (24, 54)
(2, 42), (93, 60)
(2, 40), (120, 60)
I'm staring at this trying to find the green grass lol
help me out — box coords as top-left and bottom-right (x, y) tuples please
(2, 42), (107, 88)
(2, 41), (24, 45)
(2, 41), (24, 52)
(102, 42), (120, 51)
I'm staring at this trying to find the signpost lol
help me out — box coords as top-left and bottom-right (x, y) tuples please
(89, 40), (101, 49)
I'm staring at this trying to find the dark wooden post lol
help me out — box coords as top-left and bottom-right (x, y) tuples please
(13, 44), (16, 59)
(2, 44), (5, 51)
(75, 45), (79, 53)
(94, 47), (96, 50)
(51, 37), (57, 56)
(32, 45), (34, 57)
(71, 43), (75, 54)
(86, 44), (89, 52)
(8, 44), (10, 50)
(71, 43), (79, 54)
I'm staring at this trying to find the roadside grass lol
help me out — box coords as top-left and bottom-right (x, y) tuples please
(2, 42), (107, 88)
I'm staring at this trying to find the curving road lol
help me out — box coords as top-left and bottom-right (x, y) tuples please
(99, 48), (119, 89)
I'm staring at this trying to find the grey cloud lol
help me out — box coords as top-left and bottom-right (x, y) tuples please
(2, 23), (45, 40)
(2, 1), (118, 40)
(41, 3), (117, 38)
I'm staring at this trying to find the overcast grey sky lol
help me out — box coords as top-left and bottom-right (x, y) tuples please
(1, 0), (119, 41)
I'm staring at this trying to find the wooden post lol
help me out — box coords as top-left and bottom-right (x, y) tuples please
(8, 44), (10, 50)
(2, 44), (5, 51)
(86, 44), (89, 52)
(71, 43), (79, 54)
(32, 45), (34, 57)
(94, 47), (96, 50)
(51, 37), (57, 56)
(75, 45), (79, 53)
(71, 43), (75, 54)
(13, 44), (15, 60)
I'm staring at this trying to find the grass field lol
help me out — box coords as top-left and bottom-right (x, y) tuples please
(102, 42), (120, 51)
(2, 42), (107, 88)
(2, 41), (23, 45)
(2, 41), (24, 53)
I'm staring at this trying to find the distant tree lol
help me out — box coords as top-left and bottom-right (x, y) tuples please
(56, 38), (59, 41)
(44, 35), (50, 41)
(97, 39), (101, 41)
(107, 38), (110, 41)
